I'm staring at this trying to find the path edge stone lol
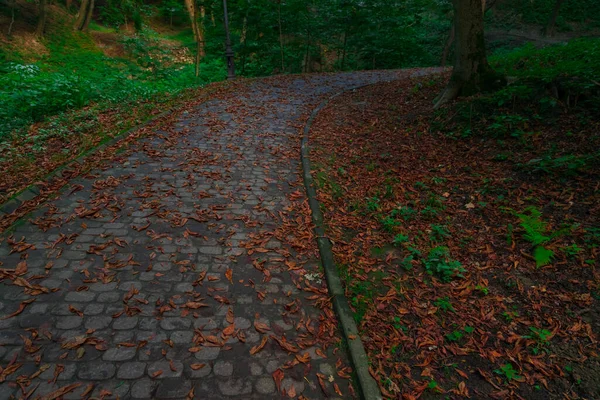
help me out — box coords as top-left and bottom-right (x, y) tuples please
(300, 84), (387, 400)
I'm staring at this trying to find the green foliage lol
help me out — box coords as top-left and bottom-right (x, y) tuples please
(392, 234), (409, 247)
(429, 224), (450, 243)
(424, 246), (465, 282)
(515, 207), (558, 267)
(494, 363), (521, 381)
(434, 296), (455, 312)
(0, 28), (225, 144)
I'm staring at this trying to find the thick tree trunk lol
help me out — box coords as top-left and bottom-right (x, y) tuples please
(544, 0), (565, 37)
(441, 25), (455, 67)
(434, 0), (502, 108)
(36, 0), (48, 38)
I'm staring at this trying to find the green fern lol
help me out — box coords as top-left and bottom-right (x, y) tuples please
(515, 207), (556, 267)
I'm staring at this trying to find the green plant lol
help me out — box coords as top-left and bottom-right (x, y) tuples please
(392, 234), (409, 247)
(516, 207), (558, 267)
(398, 206), (417, 221)
(434, 296), (455, 312)
(430, 224), (450, 243)
(366, 197), (381, 212)
(424, 247), (465, 282)
(494, 363), (521, 381)
(381, 215), (401, 233)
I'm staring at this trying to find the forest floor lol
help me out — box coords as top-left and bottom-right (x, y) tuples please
(309, 75), (599, 399)
(0, 68), (597, 400)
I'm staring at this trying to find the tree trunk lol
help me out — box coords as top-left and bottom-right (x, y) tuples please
(194, 6), (206, 77)
(544, 0), (565, 37)
(74, 0), (91, 30)
(341, 29), (348, 70)
(441, 25), (455, 67)
(434, 0), (502, 108)
(8, 0), (16, 37)
(36, 0), (48, 38)
(184, 0), (198, 41)
(81, 0), (94, 31)
(441, 0), (496, 68)
(66, 0), (72, 10)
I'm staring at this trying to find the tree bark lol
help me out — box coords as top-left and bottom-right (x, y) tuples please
(194, 6), (206, 77)
(74, 0), (94, 31)
(8, 0), (16, 37)
(434, 0), (502, 108)
(184, 0), (198, 41)
(81, 0), (94, 30)
(544, 0), (565, 37)
(441, 25), (455, 67)
(36, 0), (48, 38)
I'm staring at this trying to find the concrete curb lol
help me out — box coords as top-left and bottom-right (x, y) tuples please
(300, 84), (385, 400)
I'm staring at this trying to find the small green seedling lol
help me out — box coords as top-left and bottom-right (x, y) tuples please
(494, 363), (521, 381)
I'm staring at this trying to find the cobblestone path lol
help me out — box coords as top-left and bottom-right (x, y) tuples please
(0, 71), (409, 399)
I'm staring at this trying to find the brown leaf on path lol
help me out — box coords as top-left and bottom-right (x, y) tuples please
(226, 307), (234, 324)
(317, 373), (328, 395)
(169, 360), (177, 372)
(51, 364), (65, 384)
(38, 382), (81, 400)
(186, 386), (195, 400)
(272, 369), (284, 393)
(81, 384), (94, 398)
(1, 298), (35, 320)
(333, 383), (343, 396)
(222, 323), (236, 337)
(250, 335), (268, 355)
(288, 384), (297, 398)
(15, 260), (27, 276)
(151, 370), (163, 378)
(254, 320), (270, 333)
(270, 335), (299, 353)
(69, 305), (83, 317)
(295, 353), (311, 364)
(190, 363), (206, 370)
(225, 268), (233, 284)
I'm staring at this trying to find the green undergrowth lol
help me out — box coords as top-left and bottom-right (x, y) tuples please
(438, 38), (600, 178)
(0, 22), (226, 146)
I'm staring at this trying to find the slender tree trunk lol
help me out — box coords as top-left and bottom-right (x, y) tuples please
(195, 6), (206, 77)
(544, 0), (565, 37)
(341, 29), (348, 70)
(66, 0), (72, 10)
(36, 0), (48, 38)
(8, 0), (16, 37)
(277, 1), (285, 72)
(304, 31), (311, 73)
(434, 0), (503, 108)
(184, 0), (198, 41)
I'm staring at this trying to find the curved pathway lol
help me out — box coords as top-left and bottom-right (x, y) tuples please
(0, 70), (432, 399)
